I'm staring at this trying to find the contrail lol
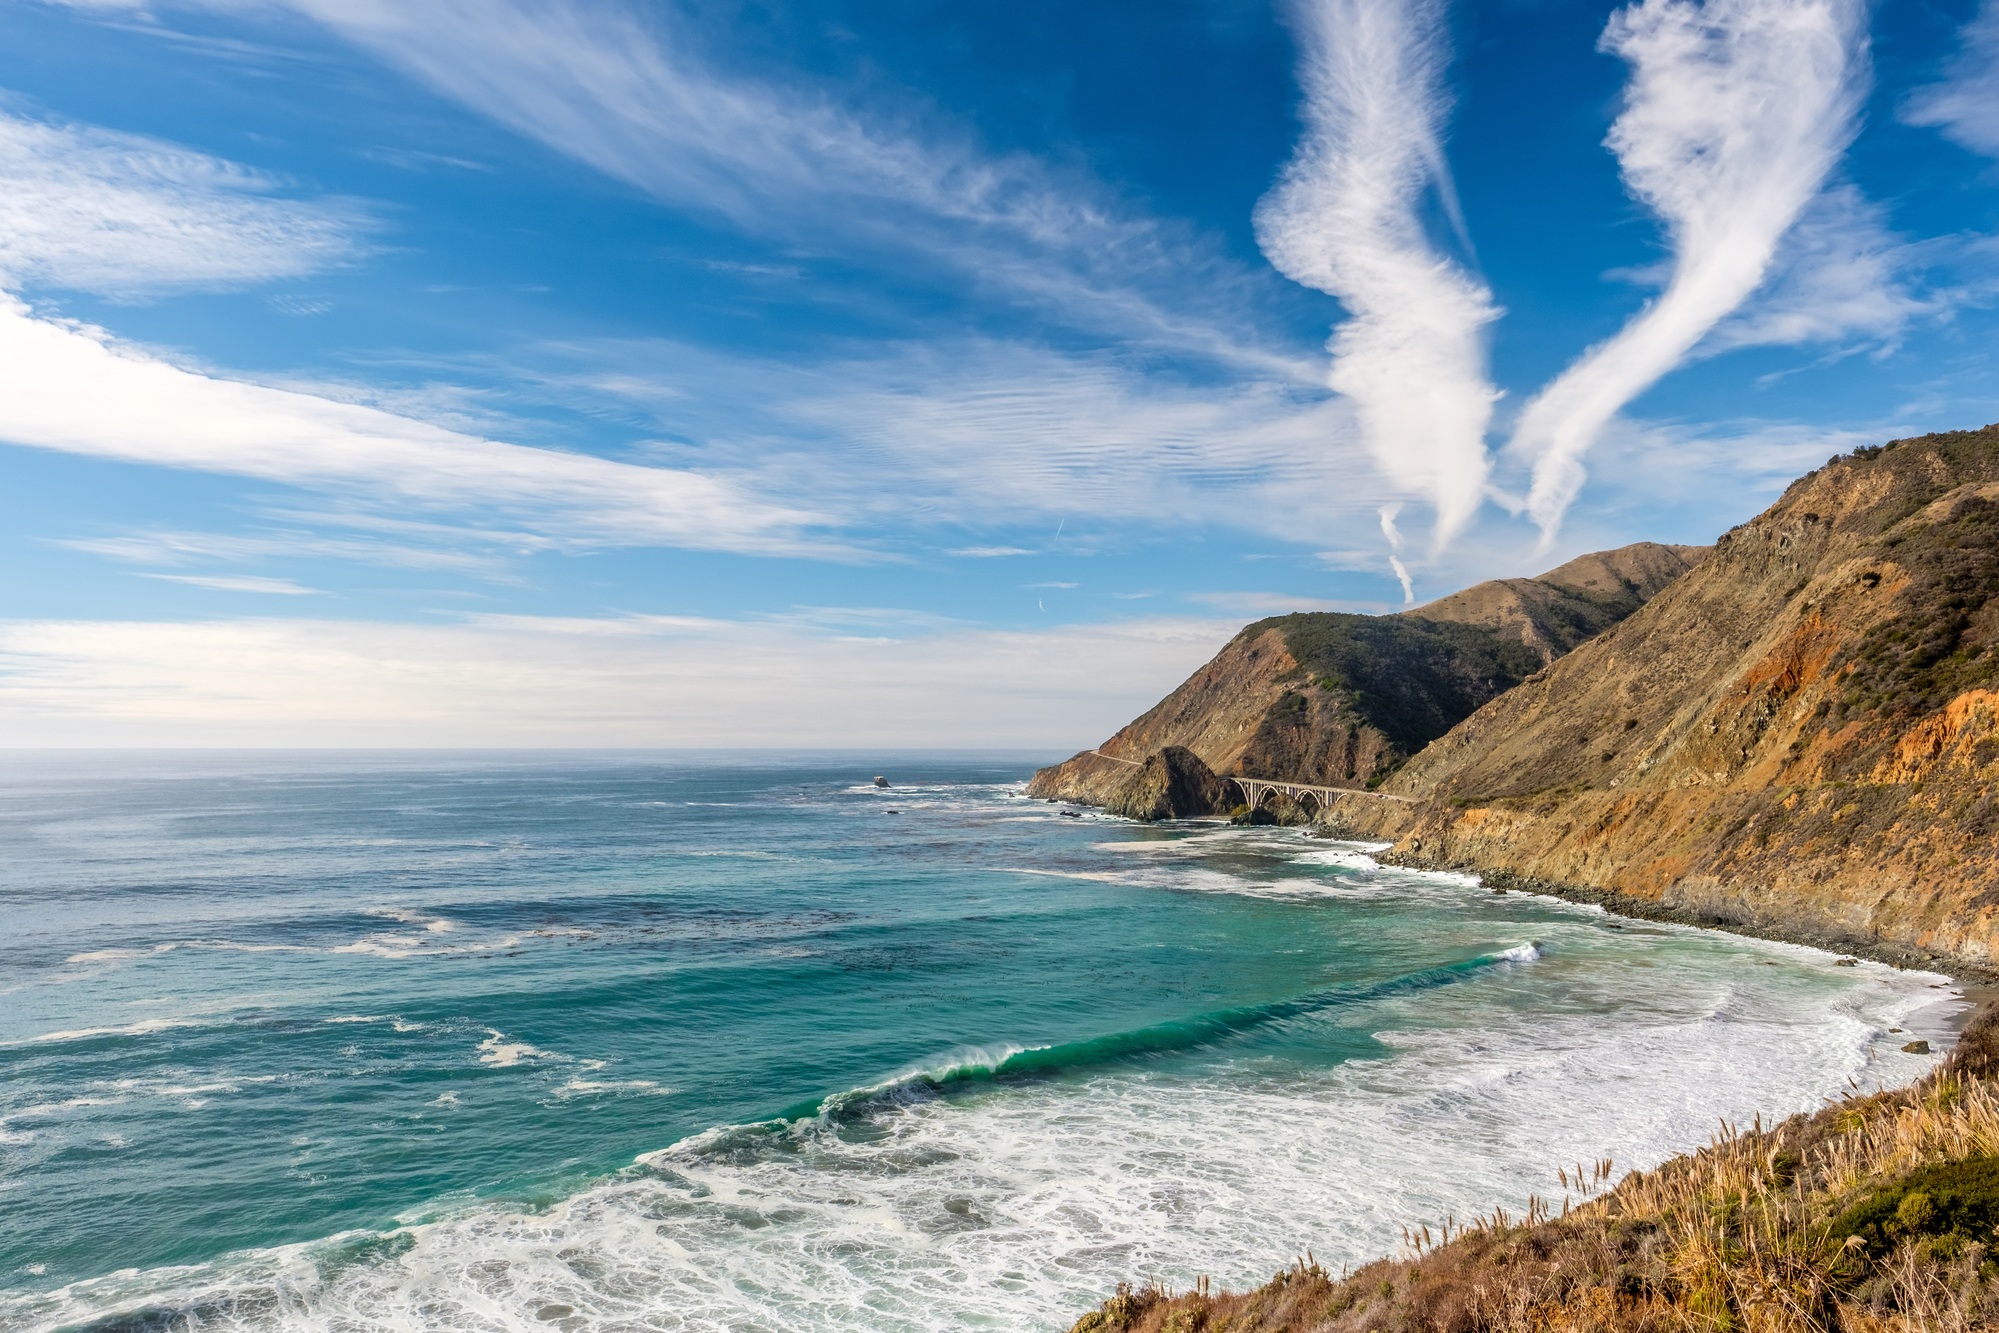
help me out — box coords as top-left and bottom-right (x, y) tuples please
(1515, 0), (1868, 542)
(1378, 504), (1416, 603)
(1256, 0), (1500, 554)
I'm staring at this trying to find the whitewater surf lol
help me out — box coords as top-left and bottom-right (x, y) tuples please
(0, 753), (1962, 1332)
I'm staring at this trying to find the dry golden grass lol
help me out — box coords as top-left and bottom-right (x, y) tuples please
(1071, 1004), (1999, 1333)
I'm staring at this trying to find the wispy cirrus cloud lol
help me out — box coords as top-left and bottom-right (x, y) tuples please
(62, 528), (511, 577)
(1253, 0), (1500, 552)
(777, 352), (1366, 536)
(0, 106), (367, 297)
(144, 573), (323, 595)
(1512, 0), (1869, 541)
(1705, 185), (1932, 354)
(202, 0), (1306, 377)
(0, 296), (838, 557)
(531, 336), (1391, 545)
(0, 95), (849, 562)
(21, 0), (1401, 581)
(63, 519), (551, 583)
(1904, 0), (1999, 159)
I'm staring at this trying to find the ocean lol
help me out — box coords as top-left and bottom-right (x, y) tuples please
(0, 752), (1965, 1333)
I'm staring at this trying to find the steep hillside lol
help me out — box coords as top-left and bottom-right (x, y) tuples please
(1412, 542), (1705, 662)
(1332, 425), (1999, 967)
(1027, 543), (1704, 813)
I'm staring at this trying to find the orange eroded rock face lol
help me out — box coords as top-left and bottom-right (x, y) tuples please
(1875, 689), (1999, 784)
(1337, 425), (1999, 966)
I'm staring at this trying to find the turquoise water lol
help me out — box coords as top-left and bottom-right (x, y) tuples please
(0, 752), (1965, 1332)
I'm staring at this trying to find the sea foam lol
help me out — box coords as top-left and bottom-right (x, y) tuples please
(0, 770), (1966, 1333)
(8, 929), (1950, 1333)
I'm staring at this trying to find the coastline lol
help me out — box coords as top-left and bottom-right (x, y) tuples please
(1376, 846), (1999, 991)
(1069, 997), (1999, 1333)
(1059, 821), (1999, 1333)
(1166, 809), (1994, 993)
(1428, 849), (1997, 1061)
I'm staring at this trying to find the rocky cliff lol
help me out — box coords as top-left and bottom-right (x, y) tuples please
(1326, 425), (1999, 967)
(1026, 542), (1703, 814)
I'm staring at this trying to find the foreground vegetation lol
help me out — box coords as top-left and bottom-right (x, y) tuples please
(1072, 1003), (1999, 1333)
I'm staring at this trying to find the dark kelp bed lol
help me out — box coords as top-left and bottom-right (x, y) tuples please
(1070, 1000), (1999, 1333)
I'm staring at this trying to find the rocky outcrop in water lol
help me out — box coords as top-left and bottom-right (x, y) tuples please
(1100, 747), (1224, 822)
(1026, 543), (1703, 818)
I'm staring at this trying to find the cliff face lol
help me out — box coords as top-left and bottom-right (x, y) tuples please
(1100, 747), (1225, 822)
(1026, 543), (1703, 813)
(1337, 426), (1999, 966)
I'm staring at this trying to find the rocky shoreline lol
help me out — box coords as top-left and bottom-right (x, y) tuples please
(1379, 849), (1996, 982)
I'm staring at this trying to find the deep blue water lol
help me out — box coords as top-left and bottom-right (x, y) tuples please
(0, 752), (1964, 1332)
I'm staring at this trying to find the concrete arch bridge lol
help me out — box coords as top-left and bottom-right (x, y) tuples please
(1224, 775), (1417, 813)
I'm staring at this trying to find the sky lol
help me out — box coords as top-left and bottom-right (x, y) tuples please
(0, 0), (1995, 747)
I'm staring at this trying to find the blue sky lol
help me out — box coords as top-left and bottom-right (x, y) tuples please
(0, 0), (1995, 745)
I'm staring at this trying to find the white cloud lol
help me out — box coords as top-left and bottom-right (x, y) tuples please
(278, 0), (988, 226)
(1585, 414), (1883, 500)
(0, 296), (836, 556)
(1512, 0), (1869, 540)
(144, 573), (323, 594)
(0, 104), (841, 562)
(1377, 504), (1415, 603)
(1, 5), (1379, 569)
(0, 612), (1237, 747)
(6, 4), (1376, 566)
(536, 337), (1389, 544)
(1313, 548), (1386, 571)
(59, 528), (512, 576)
(946, 546), (1035, 558)
(779, 353), (1371, 537)
(0, 107), (365, 297)
(0, 100), (1359, 563)
(1254, 0), (1501, 551)
(1904, 0), (1999, 158)
(1705, 185), (1930, 353)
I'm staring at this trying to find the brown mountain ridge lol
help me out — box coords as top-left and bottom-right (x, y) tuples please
(1026, 541), (1703, 819)
(1039, 424), (1999, 970)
